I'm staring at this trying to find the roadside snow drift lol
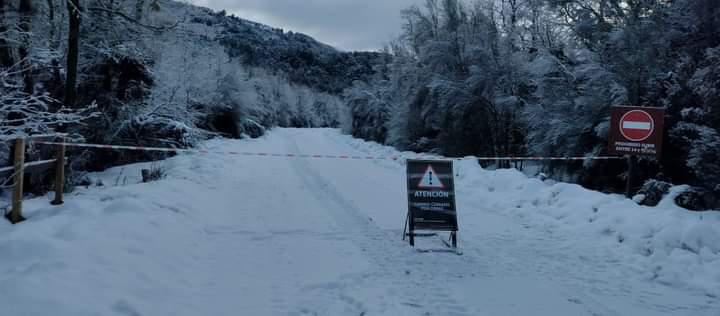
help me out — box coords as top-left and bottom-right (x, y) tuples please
(0, 128), (718, 316)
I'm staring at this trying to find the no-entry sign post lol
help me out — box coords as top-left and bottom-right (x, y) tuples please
(405, 159), (458, 248)
(608, 106), (665, 197)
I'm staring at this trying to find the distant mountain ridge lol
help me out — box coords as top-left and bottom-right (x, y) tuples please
(185, 5), (384, 94)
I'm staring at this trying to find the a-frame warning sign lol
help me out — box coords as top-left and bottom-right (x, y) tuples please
(405, 159), (458, 248)
(418, 165), (445, 189)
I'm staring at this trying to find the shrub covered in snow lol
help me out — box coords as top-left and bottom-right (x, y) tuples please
(636, 180), (673, 207)
(674, 186), (718, 212)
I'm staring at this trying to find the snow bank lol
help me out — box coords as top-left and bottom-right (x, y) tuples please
(337, 132), (720, 298)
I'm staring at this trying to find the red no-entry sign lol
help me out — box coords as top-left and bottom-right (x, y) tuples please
(609, 106), (665, 157)
(620, 110), (655, 141)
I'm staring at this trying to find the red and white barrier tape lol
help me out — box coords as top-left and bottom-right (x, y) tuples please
(473, 156), (622, 161)
(30, 140), (625, 161)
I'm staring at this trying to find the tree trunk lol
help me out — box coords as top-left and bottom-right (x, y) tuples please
(47, 0), (62, 96)
(46, 0), (55, 47)
(19, 0), (33, 94)
(135, 0), (145, 21)
(107, 0), (114, 18)
(0, 0), (13, 67)
(64, 0), (81, 107)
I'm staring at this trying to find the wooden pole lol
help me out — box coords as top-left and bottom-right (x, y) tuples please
(51, 142), (65, 205)
(9, 138), (25, 224)
(626, 155), (636, 198)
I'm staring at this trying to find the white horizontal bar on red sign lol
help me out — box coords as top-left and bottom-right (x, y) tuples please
(29, 140), (625, 161)
(622, 122), (652, 130)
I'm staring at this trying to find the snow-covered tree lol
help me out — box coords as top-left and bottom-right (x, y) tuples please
(522, 49), (627, 157)
(344, 0), (720, 206)
(0, 62), (97, 138)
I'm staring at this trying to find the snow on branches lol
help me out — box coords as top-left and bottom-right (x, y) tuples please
(0, 61), (98, 139)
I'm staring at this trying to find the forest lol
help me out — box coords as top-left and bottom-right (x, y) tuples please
(0, 0), (718, 210)
(346, 0), (720, 210)
(0, 0), (372, 187)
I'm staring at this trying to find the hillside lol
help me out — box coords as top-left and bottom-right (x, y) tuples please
(174, 3), (384, 94)
(215, 14), (383, 94)
(0, 0), (379, 173)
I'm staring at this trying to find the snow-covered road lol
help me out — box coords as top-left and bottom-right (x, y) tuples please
(1, 128), (718, 315)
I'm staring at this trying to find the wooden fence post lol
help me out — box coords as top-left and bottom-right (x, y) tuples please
(51, 142), (65, 205)
(9, 137), (25, 224)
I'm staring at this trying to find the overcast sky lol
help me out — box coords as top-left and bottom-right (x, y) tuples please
(187, 0), (420, 51)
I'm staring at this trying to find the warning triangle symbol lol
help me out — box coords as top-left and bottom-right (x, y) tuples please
(418, 165), (445, 189)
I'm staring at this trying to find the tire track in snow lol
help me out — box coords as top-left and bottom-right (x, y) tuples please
(316, 129), (630, 316)
(326, 129), (720, 316)
(278, 129), (618, 316)
(282, 132), (474, 316)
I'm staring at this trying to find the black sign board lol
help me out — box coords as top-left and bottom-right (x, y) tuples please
(405, 159), (458, 247)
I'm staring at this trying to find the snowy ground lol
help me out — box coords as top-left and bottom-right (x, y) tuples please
(1, 128), (718, 316)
